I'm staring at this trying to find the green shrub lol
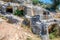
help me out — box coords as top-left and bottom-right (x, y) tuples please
(49, 32), (56, 39)
(49, 26), (60, 39)
(14, 10), (24, 17)
(32, 0), (39, 5)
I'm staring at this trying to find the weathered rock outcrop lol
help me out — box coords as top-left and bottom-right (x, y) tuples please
(0, 18), (41, 40)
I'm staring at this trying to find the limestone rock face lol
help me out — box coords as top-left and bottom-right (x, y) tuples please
(0, 18), (41, 40)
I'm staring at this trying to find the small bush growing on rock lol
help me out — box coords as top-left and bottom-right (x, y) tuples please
(49, 25), (60, 39)
(14, 10), (24, 17)
(32, 0), (39, 5)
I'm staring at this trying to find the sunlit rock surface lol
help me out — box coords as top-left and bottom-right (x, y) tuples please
(0, 18), (41, 40)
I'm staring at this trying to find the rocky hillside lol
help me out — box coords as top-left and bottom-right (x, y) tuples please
(0, 18), (41, 40)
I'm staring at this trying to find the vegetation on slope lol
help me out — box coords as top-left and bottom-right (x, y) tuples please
(49, 25), (60, 40)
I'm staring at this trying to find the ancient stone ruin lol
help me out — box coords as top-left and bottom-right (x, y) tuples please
(0, 0), (60, 40)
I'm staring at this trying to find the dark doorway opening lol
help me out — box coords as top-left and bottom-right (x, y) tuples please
(6, 7), (13, 13)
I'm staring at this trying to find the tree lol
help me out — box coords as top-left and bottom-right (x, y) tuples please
(51, 0), (60, 10)
(32, 0), (39, 5)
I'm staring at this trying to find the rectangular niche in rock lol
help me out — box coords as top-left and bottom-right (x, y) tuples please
(6, 6), (13, 13)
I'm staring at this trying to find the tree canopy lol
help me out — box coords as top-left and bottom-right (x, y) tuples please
(40, 0), (60, 11)
(51, 0), (60, 10)
(32, 0), (60, 11)
(32, 0), (39, 5)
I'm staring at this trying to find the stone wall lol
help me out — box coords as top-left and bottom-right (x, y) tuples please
(25, 6), (33, 16)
